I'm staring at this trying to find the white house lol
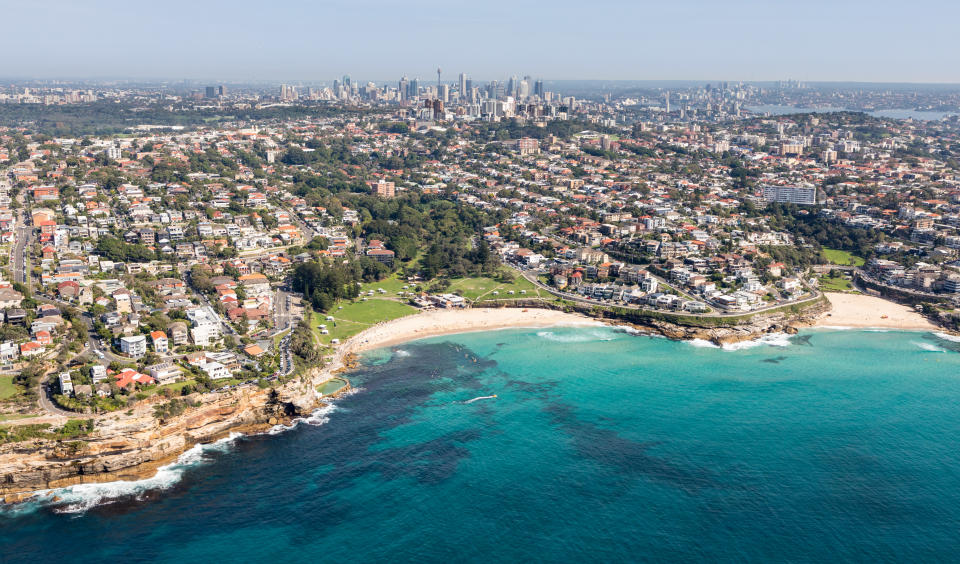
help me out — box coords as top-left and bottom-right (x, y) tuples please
(119, 335), (147, 358)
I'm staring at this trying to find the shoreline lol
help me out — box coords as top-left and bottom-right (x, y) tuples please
(338, 307), (601, 354)
(815, 292), (939, 331)
(1, 301), (948, 505)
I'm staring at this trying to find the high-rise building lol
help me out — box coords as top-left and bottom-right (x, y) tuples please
(762, 185), (816, 205)
(409, 78), (419, 99)
(665, 91), (670, 113)
(342, 75), (351, 87)
(458, 73), (467, 98)
(534, 79), (544, 98)
(438, 84), (449, 103)
(507, 75), (517, 97)
(399, 76), (409, 101)
(218, 85), (227, 97)
(205, 86), (216, 99)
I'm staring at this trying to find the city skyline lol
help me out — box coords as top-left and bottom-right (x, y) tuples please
(4, 0), (960, 83)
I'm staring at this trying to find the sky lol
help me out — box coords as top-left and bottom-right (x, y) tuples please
(2, 0), (958, 84)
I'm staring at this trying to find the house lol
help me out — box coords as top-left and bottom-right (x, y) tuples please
(169, 322), (188, 346)
(58, 372), (74, 396)
(200, 361), (231, 380)
(114, 368), (155, 388)
(20, 342), (44, 357)
(91, 365), (108, 383)
(57, 281), (80, 300)
(150, 330), (169, 353)
(0, 288), (23, 308)
(146, 362), (183, 385)
(120, 335), (147, 358)
(243, 344), (265, 357)
(5, 308), (26, 325)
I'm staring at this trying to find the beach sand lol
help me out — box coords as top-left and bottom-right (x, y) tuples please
(816, 292), (937, 330)
(340, 307), (599, 356)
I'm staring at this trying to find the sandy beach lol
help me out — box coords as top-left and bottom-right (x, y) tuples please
(339, 307), (599, 356)
(816, 292), (938, 330)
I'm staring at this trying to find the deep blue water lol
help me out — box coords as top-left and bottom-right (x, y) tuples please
(4, 328), (960, 563)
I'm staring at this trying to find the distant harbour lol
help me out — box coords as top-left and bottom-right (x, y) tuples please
(746, 104), (959, 120)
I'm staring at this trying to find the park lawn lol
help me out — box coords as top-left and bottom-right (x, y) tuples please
(358, 273), (411, 296)
(0, 414), (32, 422)
(0, 376), (18, 400)
(822, 248), (865, 267)
(334, 299), (417, 324)
(820, 276), (854, 292)
(311, 298), (417, 346)
(446, 277), (503, 301)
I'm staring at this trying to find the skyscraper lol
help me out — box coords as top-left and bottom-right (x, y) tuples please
(458, 73), (467, 99)
(507, 75), (517, 97)
(439, 84), (449, 103)
(343, 75), (351, 87)
(399, 76), (409, 101)
(204, 86), (216, 99)
(409, 78), (420, 99)
(217, 85), (227, 97)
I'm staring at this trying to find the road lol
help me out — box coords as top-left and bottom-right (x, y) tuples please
(11, 209), (32, 287)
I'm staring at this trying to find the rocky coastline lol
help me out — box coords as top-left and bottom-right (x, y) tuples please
(1, 300), (831, 504)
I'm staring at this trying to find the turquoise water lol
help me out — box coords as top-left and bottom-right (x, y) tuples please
(4, 328), (960, 562)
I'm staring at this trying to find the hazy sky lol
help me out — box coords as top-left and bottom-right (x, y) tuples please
(2, 0), (958, 83)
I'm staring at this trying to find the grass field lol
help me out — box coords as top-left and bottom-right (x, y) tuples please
(313, 298), (417, 347)
(819, 275), (854, 292)
(0, 376), (18, 400)
(822, 248), (865, 267)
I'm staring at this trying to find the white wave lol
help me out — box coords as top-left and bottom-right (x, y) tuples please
(722, 333), (793, 351)
(934, 332), (960, 343)
(393, 349), (411, 357)
(536, 329), (615, 343)
(913, 341), (946, 353)
(265, 404), (338, 435)
(15, 433), (245, 515)
(685, 333), (793, 351)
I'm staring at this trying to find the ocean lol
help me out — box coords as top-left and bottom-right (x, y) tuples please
(4, 328), (960, 562)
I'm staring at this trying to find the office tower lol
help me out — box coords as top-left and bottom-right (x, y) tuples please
(465, 78), (473, 98)
(665, 91), (670, 113)
(218, 85), (226, 97)
(205, 86), (216, 99)
(534, 79), (544, 98)
(399, 76), (409, 101)
(343, 75), (351, 87)
(458, 73), (467, 98)
(519, 76), (531, 99)
(439, 84), (449, 103)
(409, 78), (420, 99)
(507, 75), (517, 97)
(280, 84), (289, 100)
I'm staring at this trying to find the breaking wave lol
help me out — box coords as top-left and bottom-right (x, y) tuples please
(4, 396), (356, 516)
(5, 433), (245, 516)
(686, 333), (793, 351)
(934, 332), (960, 344)
(914, 341), (946, 353)
(265, 403), (338, 435)
(536, 329), (616, 343)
